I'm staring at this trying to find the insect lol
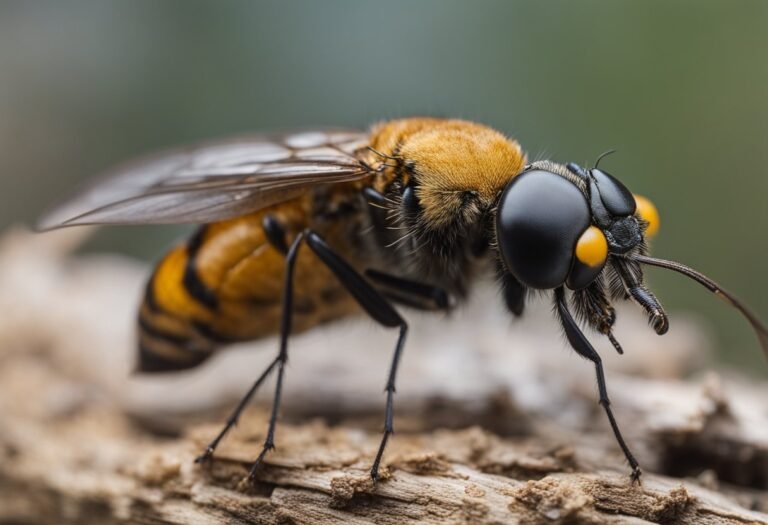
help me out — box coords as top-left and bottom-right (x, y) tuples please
(38, 117), (768, 483)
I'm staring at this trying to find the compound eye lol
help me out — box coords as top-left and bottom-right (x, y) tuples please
(496, 170), (591, 289)
(591, 169), (636, 216)
(634, 194), (660, 238)
(567, 226), (608, 290)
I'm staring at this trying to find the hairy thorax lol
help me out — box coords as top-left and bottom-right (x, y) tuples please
(358, 117), (527, 296)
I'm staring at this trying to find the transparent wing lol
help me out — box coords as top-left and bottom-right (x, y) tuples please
(38, 130), (371, 230)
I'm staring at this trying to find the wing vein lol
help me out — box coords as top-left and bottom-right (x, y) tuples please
(38, 130), (371, 229)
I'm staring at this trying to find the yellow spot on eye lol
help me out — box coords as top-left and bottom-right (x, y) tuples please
(634, 194), (660, 238)
(575, 226), (608, 268)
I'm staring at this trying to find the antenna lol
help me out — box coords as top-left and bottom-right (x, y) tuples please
(593, 149), (617, 170)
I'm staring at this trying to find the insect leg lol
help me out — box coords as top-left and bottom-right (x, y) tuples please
(245, 231), (305, 480)
(194, 231), (304, 468)
(194, 357), (281, 464)
(571, 279), (624, 355)
(365, 269), (450, 311)
(362, 187), (390, 207)
(498, 267), (527, 316)
(262, 214), (289, 255)
(613, 259), (669, 335)
(554, 286), (641, 482)
(627, 285), (668, 335)
(303, 231), (407, 482)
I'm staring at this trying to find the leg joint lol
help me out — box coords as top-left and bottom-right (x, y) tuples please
(262, 215), (289, 255)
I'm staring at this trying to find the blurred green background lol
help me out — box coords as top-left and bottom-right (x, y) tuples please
(1, 1), (766, 369)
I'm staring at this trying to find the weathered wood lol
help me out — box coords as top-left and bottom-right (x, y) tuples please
(0, 228), (767, 524)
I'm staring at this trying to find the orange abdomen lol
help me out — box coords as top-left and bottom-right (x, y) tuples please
(137, 190), (365, 372)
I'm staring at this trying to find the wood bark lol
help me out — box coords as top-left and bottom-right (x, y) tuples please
(0, 228), (767, 524)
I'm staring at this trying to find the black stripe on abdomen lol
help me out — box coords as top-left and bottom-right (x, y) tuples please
(144, 272), (161, 313)
(182, 225), (219, 311)
(137, 342), (211, 373)
(192, 320), (247, 345)
(138, 315), (189, 346)
(137, 312), (215, 373)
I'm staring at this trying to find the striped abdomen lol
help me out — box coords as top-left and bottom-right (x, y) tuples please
(137, 191), (365, 372)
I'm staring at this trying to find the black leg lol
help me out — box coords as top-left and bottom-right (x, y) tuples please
(194, 231), (304, 471)
(572, 278), (624, 355)
(245, 231), (305, 480)
(627, 285), (668, 335)
(499, 269), (527, 317)
(613, 260), (668, 335)
(362, 187), (390, 207)
(554, 286), (641, 482)
(304, 231), (407, 481)
(198, 223), (411, 482)
(194, 356), (280, 464)
(365, 269), (450, 311)
(262, 214), (289, 255)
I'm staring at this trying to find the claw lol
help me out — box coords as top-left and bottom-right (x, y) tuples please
(630, 466), (643, 485)
(194, 447), (214, 465)
(245, 441), (275, 482)
(247, 462), (263, 483)
(652, 312), (669, 335)
(606, 330), (624, 355)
